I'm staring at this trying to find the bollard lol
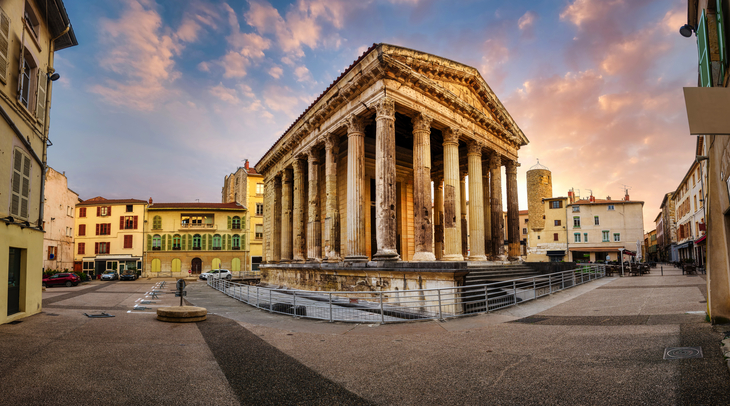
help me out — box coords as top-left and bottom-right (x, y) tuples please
(661, 266), (663, 276)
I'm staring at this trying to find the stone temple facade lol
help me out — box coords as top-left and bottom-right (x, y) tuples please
(255, 44), (528, 291)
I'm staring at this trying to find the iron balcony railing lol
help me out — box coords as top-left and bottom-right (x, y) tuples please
(207, 264), (606, 324)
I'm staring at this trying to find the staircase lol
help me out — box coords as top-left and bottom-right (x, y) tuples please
(460, 265), (543, 314)
(463, 264), (541, 285)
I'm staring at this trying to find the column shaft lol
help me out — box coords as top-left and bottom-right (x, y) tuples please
(506, 160), (521, 259)
(468, 141), (486, 260)
(434, 178), (444, 260)
(490, 154), (504, 258)
(324, 134), (340, 262)
(442, 128), (464, 261)
(273, 176), (282, 262)
(460, 174), (468, 257)
(373, 97), (400, 260)
(307, 150), (322, 261)
(292, 159), (306, 262)
(482, 160), (492, 256)
(345, 115), (368, 261)
(280, 169), (293, 262)
(412, 113), (435, 261)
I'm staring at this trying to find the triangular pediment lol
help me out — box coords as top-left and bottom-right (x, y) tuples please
(432, 79), (495, 120)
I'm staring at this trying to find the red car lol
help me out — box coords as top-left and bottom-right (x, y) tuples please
(43, 273), (80, 288)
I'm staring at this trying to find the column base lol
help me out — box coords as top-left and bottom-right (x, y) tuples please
(372, 249), (400, 261)
(468, 254), (487, 261)
(344, 255), (369, 263)
(412, 251), (436, 261)
(441, 253), (464, 261)
(306, 258), (322, 263)
(325, 257), (342, 263)
(279, 259), (292, 264)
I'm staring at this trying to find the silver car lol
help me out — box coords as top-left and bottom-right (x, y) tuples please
(199, 269), (232, 280)
(101, 270), (118, 280)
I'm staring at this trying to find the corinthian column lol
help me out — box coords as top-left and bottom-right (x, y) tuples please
(280, 169), (293, 262)
(345, 114), (368, 262)
(306, 148), (322, 262)
(412, 113), (435, 261)
(434, 177), (444, 260)
(482, 159), (492, 256)
(467, 140), (486, 261)
(506, 159), (521, 259)
(442, 128), (463, 261)
(273, 175), (282, 262)
(490, 154), (504, 258)
(373, 97), (399, 261)
(324, 133), (341, 262)
(460, 173), (468, 257)
(292, 159), (306, 263)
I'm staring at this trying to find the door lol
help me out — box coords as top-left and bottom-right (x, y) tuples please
(191, 258), (202, 274)
(7, 248), (21, 316)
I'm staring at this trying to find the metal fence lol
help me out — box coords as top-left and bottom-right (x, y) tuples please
(207, 264), (606, 323)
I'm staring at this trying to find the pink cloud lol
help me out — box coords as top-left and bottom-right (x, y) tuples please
(209, 83), (240, 104)
(518, 10), (537, 39)
(269, 65), (284, 78)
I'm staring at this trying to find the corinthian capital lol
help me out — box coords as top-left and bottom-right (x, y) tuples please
(412, 112), (433, 133)
(443, 128), (461, 146)
(467, 139), (483, 156)
(323, 133), (338, 151)
(374, 97), (396, 120)
(505, 159), (519, 174)
(345, 114), (366, 135)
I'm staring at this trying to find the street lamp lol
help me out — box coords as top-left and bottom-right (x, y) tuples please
(619, 248), (625, 277)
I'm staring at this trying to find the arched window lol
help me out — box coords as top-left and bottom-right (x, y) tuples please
(213, 234), (222, 250)
(151, 259), (161, 273)
(152, 234), (161, 250)
(232, 234), (241, 250)
(193, 234), (202, 250)
(232, 216), (241, 229)
(152, 216), (162, 229)
(173, 234), (181, 250)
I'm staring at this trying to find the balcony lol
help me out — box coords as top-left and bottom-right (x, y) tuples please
(213, 247), (221, 250)
(152, 247), (161, 251)
(172, 246), (181, 251)
(232, 246), (240, 250)
(180, 223), (216, 230)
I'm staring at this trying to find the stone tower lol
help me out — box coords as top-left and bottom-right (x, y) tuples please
(526, 160), (552, 231)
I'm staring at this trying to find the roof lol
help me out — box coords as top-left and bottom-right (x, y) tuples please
(519, 210), (528, 215)
(247, 167), (262, 176)
(38, 0), (78, 51)
(149, 202), (246, 210)
(78, 197), (147, 206)
(571, 199), (644, 205)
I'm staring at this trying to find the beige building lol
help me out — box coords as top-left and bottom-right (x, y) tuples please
(74, 197), (146, 278)
(42, 167), (79, 271)
(672, 159), (706, 264)
(255, 44), (527, 291)
(144, 202), (247, 277)
(222, 160), (264, 269)
(0, 0), (77, 324)
(526, 197), (570, 262)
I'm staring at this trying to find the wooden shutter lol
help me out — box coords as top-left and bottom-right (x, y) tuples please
(227, 216), (232, 229)
(20, 154), (29, 218)
(35, 68), (46, 123)
(78, 243), (84, 255)
(97, 207), (101, 216)
(134, 216), (138, 229)
(79, 224), (85, 236)
(719, 0), (727, 81)
(95, 224), (100, 235)
(107, 206), (112, 215)
(80, 208), (86, 217)
(95, 242), (99, 254)
(147, 235), (152, 250)
(161, 235), (166, 251)
(120, 216), (125, 229)
(168, 235), (172, 250)
(0, 7), (9, 84)
(698, 9), (712, 87)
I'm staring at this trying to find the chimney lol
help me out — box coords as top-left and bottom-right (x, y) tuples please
(606, 196), (611, 200)
(568, 189), (574, 204)
(148, 197), (153, 205)
(244, 159), (250, 170)
(624, 193), (630, 201)
(589, 195), (595, 203)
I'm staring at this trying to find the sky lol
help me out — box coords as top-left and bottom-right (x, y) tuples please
(48, 0), (697, 232)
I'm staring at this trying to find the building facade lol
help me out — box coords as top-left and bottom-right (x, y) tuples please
(42, 167), (79, 271)
(255, 44), (528, 291)
(672, 160), (706, 264)
(73, 197), (146, 278)
(658, 193), (677, 262)
(222, 160), (264, 270)
(0, 0), (77, 324)
(644, 229), (658, 262)
(144, 202), (247, 278)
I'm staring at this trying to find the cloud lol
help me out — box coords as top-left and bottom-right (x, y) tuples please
(518, 10), (537, 38)
(209, 83), (240, 104)
(269, 65), (284, 78)
(560, 0), (624, 27)
(294, 65), (312, 82)
(263, 85), (304, 117)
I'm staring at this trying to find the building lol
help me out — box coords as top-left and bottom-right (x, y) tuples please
(0, 0), (77, 324)
(644, 229), (658, 262)
(73, 197), (146, 278)
(222, 160), (264, 270)
(525, 161), (570, 262)
(566, 190), (644, 263)
(42, 167), (79, 272)
(657, 193), (677, 262)
(144, 201), (247, 278)
(671, 160), (706, 264)
(255, 44), (528, 291)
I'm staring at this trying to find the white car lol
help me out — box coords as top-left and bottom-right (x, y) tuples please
(199, 269), (232, 280)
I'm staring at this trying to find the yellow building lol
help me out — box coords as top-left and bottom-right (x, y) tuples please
(0, 0), (77, 324)
(74, 197), (146, 278)
(222, 160), (264, 270)
(144, 202), (247, 277)
(526, 197), (570, 262)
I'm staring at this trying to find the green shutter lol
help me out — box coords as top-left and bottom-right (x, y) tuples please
(227, 216), (232, 229)
(226, 235), (231, 250)
(147, 235), (152, 251)
(242, 234), (246, 250)
(699, 9), (712, 87)
(161, 235), (166, 251)
(168, 235), (172, 250)
(718, 0), (727, 80)
(242, 216), (246, 230)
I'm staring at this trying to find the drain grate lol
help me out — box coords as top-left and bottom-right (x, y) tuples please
(663, 347), (703, 360)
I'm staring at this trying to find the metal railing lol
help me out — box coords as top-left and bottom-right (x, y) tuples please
(207, 264), (606, 324)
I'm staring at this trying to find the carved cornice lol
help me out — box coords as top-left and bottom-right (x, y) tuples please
(374, 97), (396, 120)
(345, 114), (367, 135)
(443, 128), (461, 146)
(412, 112), (433, 133)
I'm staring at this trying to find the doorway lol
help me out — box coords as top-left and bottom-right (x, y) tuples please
(191, 258), (202, 274)
(7, 248), (21, 316)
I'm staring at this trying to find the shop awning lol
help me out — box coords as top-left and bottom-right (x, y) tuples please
(547, 250), (565, 256)
(622, 250), (636, 256)
(569, 247), (621, 253)
(695, 235), (707, 244)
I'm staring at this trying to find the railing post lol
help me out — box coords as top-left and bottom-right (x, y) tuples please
(269, 289), (273, 312)
(513, 280), (517, 305)
(549, 274), (552, 294)
(247, 284), (250, 302)
(485, 285), (490, 312)
(293, 292), (297, 318)
(533, 277), (536, 299)
(380, 291), (385, 324)
(329, 293), (333, 323)
(437, 289), (443, 321)
(562, 271), (564, 290)
(256, 286), (259, 308)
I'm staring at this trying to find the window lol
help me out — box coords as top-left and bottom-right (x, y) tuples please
(553, 233), (559, 241)
(152, 235), (161, 250)
(232, 216), (241, 229)
(256, 183), (264, 195)
(594, 216), (599, 225)
(79, 207), (86, 217)
(193, 234), (202, 250)
(10, 148), (31, 219)
(550, 201), (562, 209)
(67, 206), (73, 217)
(78, 243), (85, 255)
(232, 235), (241, 250)
(23, 2), (40, 39)
(152, 216), (162, 229)
(524, 218), (528, 224)
(48, 246), (56, 260)
(173, 234), (181, 250)
(0, 7), (9, 84)
(126, 204), (133, 212)
(213, 234), (222, 250)
(584, 233), (588, 243)
(255, 224), (263, 239)
(602, 231), (609, 242)
(95, 242), (110, 254)
(572, 206), (580, 212)
(96, 223), (111, 235)
(522, 228), (527, 235)
(554, 220), (561, 226)
(613, 233), (620, 242)
(256, 203), (264, 216)
(124, 235), (133, 249)
(574, 233), (581, 243)
(66, 227), (73, 237)
(121, 216), (138, 230)
(694, 195), (697, 211)
(97, 206), (111, 217)
(78, 224), (86, 236)
(607, 205), (615, 211)
(19, 59), (32, 109)
(573, 217), (580, 227)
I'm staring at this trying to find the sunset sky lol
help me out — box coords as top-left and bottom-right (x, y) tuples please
(49, 0), (697, 232)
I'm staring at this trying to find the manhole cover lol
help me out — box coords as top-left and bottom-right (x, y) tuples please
(664, 347), (703, 360)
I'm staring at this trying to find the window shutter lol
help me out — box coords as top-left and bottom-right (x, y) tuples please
(134, 216), (138, 229)
(187, 234), (192, 250)
(698, 9), (712, 87)
(202, 234), (208, 250)
(161, 235), (166, 251)
(120, 216), (124, 229)
(227, 216), (232, 229)
(35, 69), (46, 123)
(227, 235), (231, 250)
(95, 224), (100, 235)
(95, 242), (99, 254)
(0, 7), (9, 83)
(147, 235), (152, 250)
(79, 224), (85, 236)
(108, 206), (112, 215)
(719, 0), (727, 80)
(168, 235), (172, 250)
(20, 155), (30, 218)
(97, 207), (101, 216)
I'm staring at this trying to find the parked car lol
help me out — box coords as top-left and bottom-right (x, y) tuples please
(101, 270), (119, 281)
(199, 269), (232, 280)
(43, 273), (80, 288)
(120, 270), (138, 281)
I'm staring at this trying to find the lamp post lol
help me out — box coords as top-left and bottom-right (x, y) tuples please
(619, 248), (625, 277)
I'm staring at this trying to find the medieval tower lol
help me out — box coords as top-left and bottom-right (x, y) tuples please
(526, 160), (552, 231)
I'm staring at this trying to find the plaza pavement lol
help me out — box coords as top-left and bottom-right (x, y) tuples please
(1, 264), (728, 405)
